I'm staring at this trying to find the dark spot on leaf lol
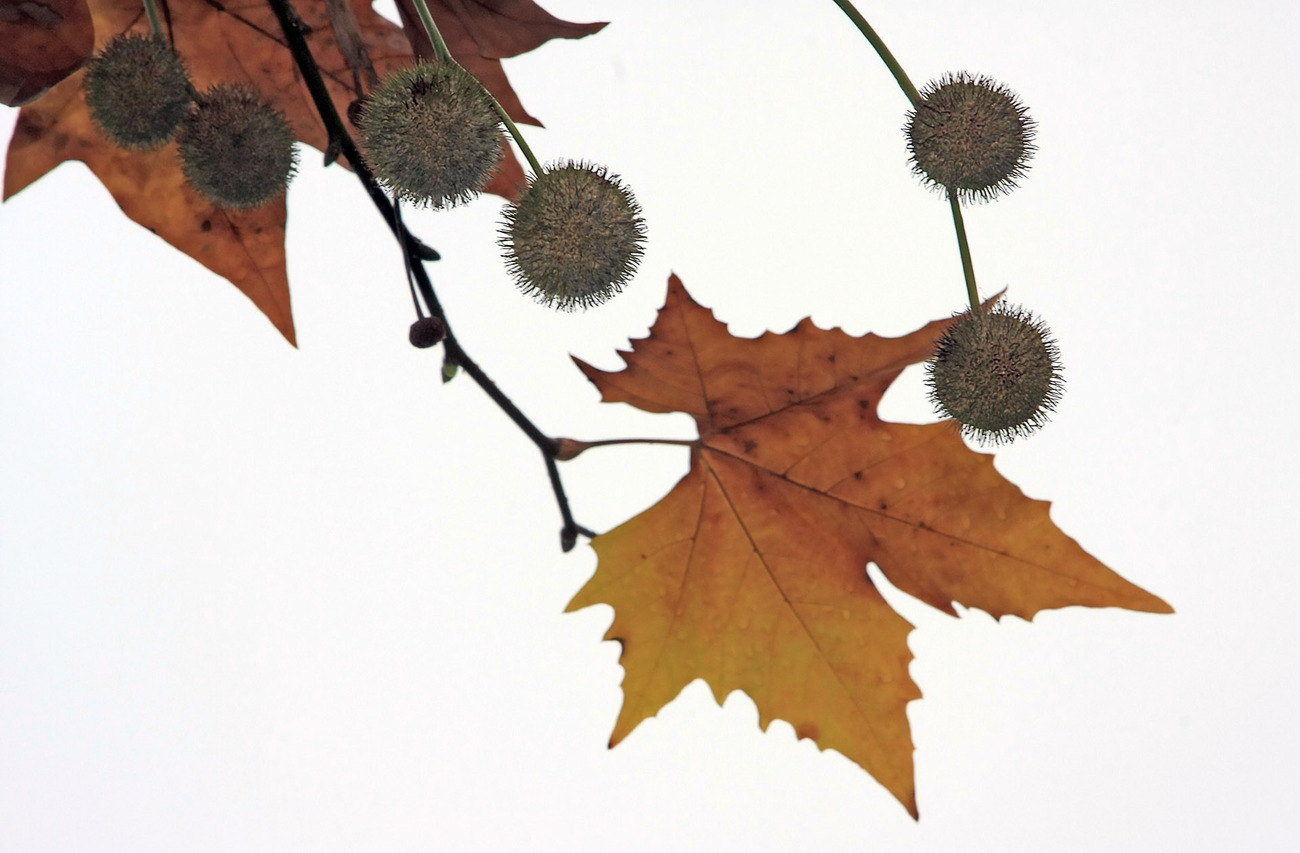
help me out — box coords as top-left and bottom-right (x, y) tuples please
(853, 471), (863, 480)
(850, 375), (859, 381)
(16, 2), (64, 28)
(15, 112), (48, 139)
(795, 723), (820, 741)
(786, 388), (795, 395)
(743, 439), (757, 454)
(827, 354), (836, 363)
(879, 501), (888, 510)
(200, 219), (212, 232)
(917, 521), (928, 530)
(858, 399), (870, 409)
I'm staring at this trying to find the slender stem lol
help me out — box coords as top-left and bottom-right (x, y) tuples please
(948, 195), (980, 313)
(142, 0), (165, 38)
(391, 197), (426, 318)
(404, 0), (544, 175)
(406, 0), (453, 63)
(832, 1), (983, 314)
(830, 0), (922, 107)
(546, 456), (596, 551)
(574, 438), (696, 451)
(491, 105), (544, 176)
(267, 0), (591, 546)
(835, 0), (979, 314)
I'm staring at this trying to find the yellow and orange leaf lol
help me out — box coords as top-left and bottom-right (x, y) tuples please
(568, 274), (1172, 817)
(3, 0), (603, 342)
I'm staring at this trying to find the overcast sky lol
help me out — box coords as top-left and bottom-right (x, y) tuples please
(3, 1), (1299, 850)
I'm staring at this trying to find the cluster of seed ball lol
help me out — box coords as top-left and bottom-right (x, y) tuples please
(83, 32), (297, 209)
(358, 60), (646, 314)
(904, 71), (1061, 444)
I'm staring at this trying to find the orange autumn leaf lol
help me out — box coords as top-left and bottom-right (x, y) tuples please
(3, 0), (603, 343)
(568, 274), (1172, 818)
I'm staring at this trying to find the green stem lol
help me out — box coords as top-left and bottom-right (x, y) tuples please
(142, 0), (164, 38)
(405, 0), (544, 176)
(830, 0), (922, 107)
(407, 0), (452, 62)
(949, 195), (980, 313)
(491, 105), (543, 176)
(834, 0), (982, 313)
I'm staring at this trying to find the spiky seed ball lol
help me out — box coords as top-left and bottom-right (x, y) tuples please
(925, 302), (1064, 445)
(499, 161), (646, 311)
(83, 33), (193, 150)
(359, 62), (504, 209)
(178, 84), (297, 209)
(906, 72), (1036, 204)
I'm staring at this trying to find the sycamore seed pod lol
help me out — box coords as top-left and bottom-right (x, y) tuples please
(906, 72), (1036, 203)
(83, 33), (193, 150)
(408, 316), (446, 348)
(359, 62), (504, 209)
(499, 161), (646, 311)
(178, 84), (297, 209)
(925, 302), (1064, 445)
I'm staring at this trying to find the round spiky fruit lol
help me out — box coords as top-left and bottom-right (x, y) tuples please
(178, 84), (297, 209)
(83, 33), (193, 150)
(359, 62), (504, 209)
(925, 302), (1063, 445)
(500, 161), (646, 311)
(906, 72), (1036, 203)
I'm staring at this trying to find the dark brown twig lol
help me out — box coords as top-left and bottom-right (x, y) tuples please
(266, 0), (593, 550)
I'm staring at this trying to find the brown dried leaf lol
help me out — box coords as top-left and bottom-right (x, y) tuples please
(3, 0), (602, 340)
(0, 0), (94, 106)
(393, 0), (606, 126)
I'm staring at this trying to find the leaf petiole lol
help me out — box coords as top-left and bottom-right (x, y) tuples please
(142, 0), (165, 38)
(832, 0), (982, 313)
(949, 195), (981, 313)
(829, 0), (922, 107)
(403, 0), (544, 175)
(554, 437), (697, 461)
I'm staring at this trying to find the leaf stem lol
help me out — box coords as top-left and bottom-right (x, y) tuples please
(403, 0), (544, 175)
(829, 0), (922, 108)
(949, 195), (980, 313)
(142, 0), (165, 38)
(405, 0), (453, 63)
(833, 0), (985, 314)
(266, 0), (590, 549)
(577, 438), (696, 451)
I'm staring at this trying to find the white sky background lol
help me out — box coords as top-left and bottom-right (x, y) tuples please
(2, 0), (1298, 849)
